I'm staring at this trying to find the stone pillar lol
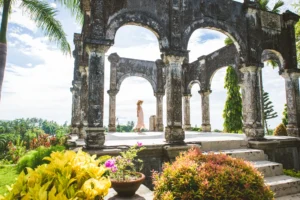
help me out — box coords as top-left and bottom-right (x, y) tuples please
(149, 115), (157, 131)
(155, 93), (164, 131)
(85, 44), (110, 148)
(107, 90), (118, 132)
(107, 53), (120, 132)
(79, 66), (88, 139)
(240, 66), (264, 140)
(199, 90), (211, 132)
(282, 71), (300, 137)
(70, 81), (81, 133)
(183, 94), (192, 130)
(163, 54), (185, 143)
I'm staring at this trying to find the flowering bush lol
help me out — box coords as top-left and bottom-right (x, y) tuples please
(105, 142), (145, 181)
(0, 150), (111, 200)
(152, 148), (274, 200)
(7, 138), (26, 164)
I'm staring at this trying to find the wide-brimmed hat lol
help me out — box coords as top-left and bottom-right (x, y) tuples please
(137, 100), (143, 105)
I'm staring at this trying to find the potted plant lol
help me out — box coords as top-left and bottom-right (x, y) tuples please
(105, 142), (146, 197)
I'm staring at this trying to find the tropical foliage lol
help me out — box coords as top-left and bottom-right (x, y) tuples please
(263, 91), (278, 134)
(0, 118), (69, 162)
(273, 123), (287, 136)
(152, 148), (274, 200)
(282, 104), (288, 126)
(223, 66), (243, 133)
(0, 150), (111, 200)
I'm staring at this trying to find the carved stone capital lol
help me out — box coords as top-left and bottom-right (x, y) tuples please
(107, 89), (119, 96)
(108, 53), (120, 63)
(154, 92), (165, 98)
(281, 70), (300, 80)
(183, 94), (192, 100)
(239, 66), (261, 74)
(199, 90), (212, 96)
(283, 10), (300, 26)
(86, 43), (111, 55)
(163, 55), (185, 65)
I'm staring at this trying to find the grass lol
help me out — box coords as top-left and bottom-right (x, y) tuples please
(0, 165), (18, 196)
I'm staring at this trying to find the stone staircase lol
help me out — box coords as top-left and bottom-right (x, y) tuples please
(201, 140), (300, 199)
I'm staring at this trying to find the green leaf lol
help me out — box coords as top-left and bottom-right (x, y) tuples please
(20, 0), (71, 55)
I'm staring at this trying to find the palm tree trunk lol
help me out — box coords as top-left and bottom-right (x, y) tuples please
(0, 0), (11, 101)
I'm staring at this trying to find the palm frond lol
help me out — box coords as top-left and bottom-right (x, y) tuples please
(258, 0), (270, 11)
(272, 0), (284, 14)
(21, 0), (71, 55)
(53, 0), (83, 24)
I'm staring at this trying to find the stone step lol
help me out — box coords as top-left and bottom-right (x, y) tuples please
(252, 161), (283, 177)
(217, 149), (266, 161)
(200, 140), (248, 151)
(276, 193), (300, 200)
(265, 175), (300, 197)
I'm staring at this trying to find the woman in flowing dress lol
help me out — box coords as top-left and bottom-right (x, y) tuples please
(135, 100), (145, 133)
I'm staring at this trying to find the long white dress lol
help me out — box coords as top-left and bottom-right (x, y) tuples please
(135, 106), (145, 129)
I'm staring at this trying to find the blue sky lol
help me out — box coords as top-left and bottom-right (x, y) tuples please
(0, 0), (297, 131)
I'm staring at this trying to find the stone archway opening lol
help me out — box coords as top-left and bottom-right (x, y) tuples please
(108, 25), (161, 61)
(184, 28), (238, 132)
(115, 76), (156, 132)
(106, 25), (163, 132)
(210, 66), (229, 132)
(261, 50), (287, 134)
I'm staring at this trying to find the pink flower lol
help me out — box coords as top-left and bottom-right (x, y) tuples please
(105, 159), (115, 168)
(111, 166), (118, 173)
(137, 142), (142, 147)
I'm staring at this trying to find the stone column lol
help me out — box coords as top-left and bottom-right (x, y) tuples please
(107, 90), (118, 132)
(282, 71), (300, 137)
(85, 44), (110, 148)
(183, 94), (192, 130)
(107, 53), (120, 132)
(199, 90), (211, 132)
(240, 66), (264, 140)
(70, 81), (81, 134)
(155, 93), (164, 131)
(79, 66), (88, 139)
(163, 54), (185, 143)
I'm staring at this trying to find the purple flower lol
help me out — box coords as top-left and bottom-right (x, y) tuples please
(111, 166), (118, 173)
(105, 159), (115, 168)
(137, 142), (142, 147)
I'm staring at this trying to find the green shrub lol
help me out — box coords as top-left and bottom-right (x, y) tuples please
(152, 148), (274, 200)
(284, 169), (300, 178)
(273, 123), (287, 136)
(16, 145), (65, 173)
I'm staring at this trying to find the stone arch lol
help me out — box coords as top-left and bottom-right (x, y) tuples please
(106, 11), (169, 50)
(261, 49), (285, 71)
(208, 65), (240, 90)
(186, 80), (201, 95)
(117, 74), (157, 94)
(183, 17), (246, 56)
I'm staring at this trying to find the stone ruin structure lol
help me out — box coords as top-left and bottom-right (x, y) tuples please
(71, 0), (300, 148)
